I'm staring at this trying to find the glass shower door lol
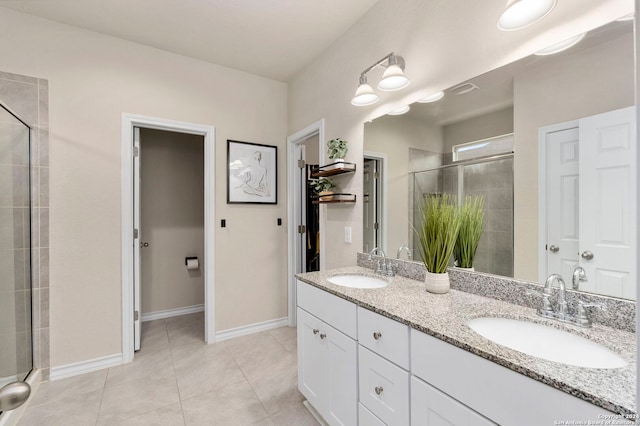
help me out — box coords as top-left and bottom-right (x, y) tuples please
(0, 103), (32, 390)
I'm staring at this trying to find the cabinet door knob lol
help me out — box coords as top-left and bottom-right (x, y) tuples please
(373, 332), (382, 340)
(375, 386), (383, 395)
(320, 333), (326, 339)
(312, 329), (319, 335)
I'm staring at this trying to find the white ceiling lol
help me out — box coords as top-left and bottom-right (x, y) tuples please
(0, 0), (380, 82)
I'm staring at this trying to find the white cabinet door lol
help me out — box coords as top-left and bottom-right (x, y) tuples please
(297, 308), (327, 412)
(297, 307), (358, 426)
(579, 106), (636, 299)
(411, 376), (495, 426)
(326, 324), (358, 426)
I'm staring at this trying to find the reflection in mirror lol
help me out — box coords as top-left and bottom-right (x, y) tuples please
(363, 19), (635, 299)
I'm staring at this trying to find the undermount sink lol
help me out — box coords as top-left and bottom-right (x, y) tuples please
(468, 317), (626, 369)
(327, 274), (389, 289)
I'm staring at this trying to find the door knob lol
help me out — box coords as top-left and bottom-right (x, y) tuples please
(581, 250), (594, 260)
(549, 245), (559, 253)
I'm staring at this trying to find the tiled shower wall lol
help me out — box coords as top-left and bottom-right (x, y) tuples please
(0, 71), (50, 381)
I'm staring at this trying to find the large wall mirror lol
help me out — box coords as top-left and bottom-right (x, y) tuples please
(363, 18), (636, 300)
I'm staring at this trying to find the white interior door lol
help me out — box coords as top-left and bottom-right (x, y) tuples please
(133, 127), (142, 351)
(579, 106), (636, 299)
(543, 125), (580, 283)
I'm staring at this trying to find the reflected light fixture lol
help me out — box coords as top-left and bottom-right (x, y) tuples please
(497, 0), (556, 31)
(387, 105), (411, 116)
(417, 91), (445, 103)
(351, 52), (410, 106)
(535, 33), (586, 56)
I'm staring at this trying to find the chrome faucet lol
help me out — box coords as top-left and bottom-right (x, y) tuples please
(396, 245), (412, 260)
(545, 274), (568, 318)
(368, 247), (395, 276)
(529, 273), (604, 328)
(572, 266), (587, 290)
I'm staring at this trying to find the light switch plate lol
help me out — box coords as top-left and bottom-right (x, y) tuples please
(344, 227), (352, 243)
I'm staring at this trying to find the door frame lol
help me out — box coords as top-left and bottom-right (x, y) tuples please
(363, 151), (388, 253)
(121, 113), (215, 362)
(287, 119), (325, 327)
(537, 119), (578, 283)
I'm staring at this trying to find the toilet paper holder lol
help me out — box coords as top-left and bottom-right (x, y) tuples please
(185, 256), (198, 265)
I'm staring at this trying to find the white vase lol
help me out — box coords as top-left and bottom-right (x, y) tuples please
(424, 270), (450, 294)
(458, 266), (474, 271)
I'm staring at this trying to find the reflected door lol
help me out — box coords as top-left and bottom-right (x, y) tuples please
(363, 158), (381, 253)
(543, 125), (580, 283)
(579, 106), (636, 299)
(0, 104), (32, 388)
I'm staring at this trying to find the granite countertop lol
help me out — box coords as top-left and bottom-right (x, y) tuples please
(296, 266), (637, 415)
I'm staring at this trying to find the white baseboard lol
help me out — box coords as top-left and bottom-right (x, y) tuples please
(50, 353), (123, 381)
(141, 304), (204, 322)
(215, 317), (289, 342)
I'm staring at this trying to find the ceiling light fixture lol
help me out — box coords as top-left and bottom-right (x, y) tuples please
(387, 105), (411, 116)
(497, 0), (556, 31)
(417, 91), (445, 103)
(351, 53), (410, 106)
(535, 33), (586, 56)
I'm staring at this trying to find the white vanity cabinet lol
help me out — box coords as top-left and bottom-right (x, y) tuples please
(297, 281), (358, 426)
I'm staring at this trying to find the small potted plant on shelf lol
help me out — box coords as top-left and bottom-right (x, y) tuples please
(454, 195), (485, 270)
(311, 177), (337, 201)
(327, 138), (348, 162)
(414, 193), (461, 294)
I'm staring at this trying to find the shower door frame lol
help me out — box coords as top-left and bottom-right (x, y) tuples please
(0, 101), (34, 388)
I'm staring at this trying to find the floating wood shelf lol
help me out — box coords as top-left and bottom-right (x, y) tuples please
(311, 161), (356, 178)
(312, 193), (357, 204)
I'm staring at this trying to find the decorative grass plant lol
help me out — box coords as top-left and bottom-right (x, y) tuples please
(415, 193), (461, 274)
(454, 196), (485, 268)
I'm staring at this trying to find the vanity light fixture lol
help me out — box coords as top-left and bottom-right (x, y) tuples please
(417, 91), (445, 103)
(351, 53), (410, 106)
(351, 75), (379, 106)
(387, 105), (411, 116)
(535, 33), (586, 56)
(497, 0), (556, 31)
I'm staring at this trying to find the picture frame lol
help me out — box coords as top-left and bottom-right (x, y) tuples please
(227, 140), (277, 204)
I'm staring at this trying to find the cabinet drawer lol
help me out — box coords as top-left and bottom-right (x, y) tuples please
(359, 346), (409, 426)
(358, 307), (409, 369)
(297, 280), (357, 339)
(359, 403), (386, 426)
(411, 376), (495, 425)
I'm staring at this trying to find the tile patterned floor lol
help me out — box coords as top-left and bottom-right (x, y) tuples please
(18, 312), (318, 425)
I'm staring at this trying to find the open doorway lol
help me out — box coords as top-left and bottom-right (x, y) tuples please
(121, 114), (215, 363)
(287, 120), (324, 326)
(135, 128), (205, 351)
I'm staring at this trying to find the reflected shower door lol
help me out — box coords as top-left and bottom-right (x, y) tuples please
(0, 103), (32, 388)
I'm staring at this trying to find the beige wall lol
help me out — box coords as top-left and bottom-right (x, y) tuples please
(140, 129), (205, 314)
(0, 8), (287, 367)
(443, 107), (514, 151)
(513, 31), (634, 281)
(288, 0), (631, 270)
(364, 115), (443, 253)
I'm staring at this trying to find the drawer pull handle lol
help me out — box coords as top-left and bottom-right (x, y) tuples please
(313, 329), (319, 335)
(373, 332), (382, 340)
(375, 386), (383, 395)
(320, 333), (327, 339)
